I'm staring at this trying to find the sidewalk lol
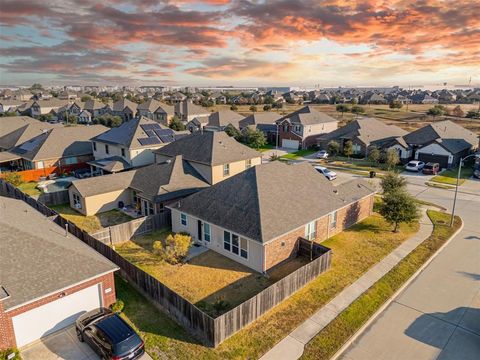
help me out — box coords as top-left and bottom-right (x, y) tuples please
(260, 209), (434, 360)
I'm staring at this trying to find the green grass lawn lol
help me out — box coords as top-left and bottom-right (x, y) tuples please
(301, 211), (461, 360)
(17, 182), (42, 196)
(116, 230), (307, 316)
(115, 213), (419, 359)
(280, 149), (317, 160)
(252, 143), (275, 152)
(431, 166), (474, 186)
(50, 204), (133, 233)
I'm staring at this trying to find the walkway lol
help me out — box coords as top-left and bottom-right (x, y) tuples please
(260, 209), (434, 360)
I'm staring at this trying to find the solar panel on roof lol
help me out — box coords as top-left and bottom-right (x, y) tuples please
(145, 129), (156, 137)
(140, 123), (162, 131)
(138, 137), (161, 145)
(159, 135), (175, 143)
(153, 128), (174, 137)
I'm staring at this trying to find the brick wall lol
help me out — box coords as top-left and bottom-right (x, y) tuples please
(0, 272), (116, 350)
(264, 194), (374, 271)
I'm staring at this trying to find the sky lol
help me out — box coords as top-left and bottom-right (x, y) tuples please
(0, 0), (479, 88)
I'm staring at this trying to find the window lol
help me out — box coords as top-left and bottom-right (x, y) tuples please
(149, 202), (154, 215)
(65, 156), (78, 165)
(283, 124), (289, 132)
(245, 159), (252, 169)
(73, 193), (81, 208)
(305, 220), (317, 240)
(240, 238), (248, 259)
(132, 191), (137, 203)
(121, 148), (126, 157)
(204, 223), (211, 242)
(330, 211), (338, 229)
(93, 142), (97, 151)
(223, 163), (230, 176)
(294, 125), (301, 133)
(180, 213), (187, 226)
(223, 231), (231, 251)
(37, 161), (44, 169)
(105, 144), (109, 154)
(232, 234), (239, 255)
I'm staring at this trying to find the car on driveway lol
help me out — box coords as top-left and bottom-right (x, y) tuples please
(422, 162), (440, 175)
(316, 150), (329, 159)
(76, 308), (144, 360)
(314, 166), (337, 180)
(405, 160), (425, 172)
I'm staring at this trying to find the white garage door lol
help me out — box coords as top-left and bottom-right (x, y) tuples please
(282, 139), (300, 149)
(12, 284), (102, 347)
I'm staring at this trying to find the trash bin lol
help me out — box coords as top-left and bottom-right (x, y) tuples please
(369, 171), (376, 178)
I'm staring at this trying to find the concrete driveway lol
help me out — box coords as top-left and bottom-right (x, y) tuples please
(21, 325), (152, 360)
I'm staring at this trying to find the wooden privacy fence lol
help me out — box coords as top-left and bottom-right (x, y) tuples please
(35, 190), (69, 206)
(1, 179), (332, 347)
(91, 211), (172, 245)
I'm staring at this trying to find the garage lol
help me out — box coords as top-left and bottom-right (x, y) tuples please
(282, 139), (300, 149)
(12, 284), (102, 347)
(417, 153), (450, 169)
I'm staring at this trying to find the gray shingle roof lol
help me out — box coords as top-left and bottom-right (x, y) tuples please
(10, 125), (107, 161)
(239, 112), (282, 129)
(0, 116), (60, 150)
(169, 161), (375, 243)
(403, 120), (478, 154)
(318, 117), (407, 146)
(206, 110), (245, 129)
(112, 98), (138, 112)
(0, 196), (117, 310)
(277, 106), (338, 126)
(70, 170), (137, 197)
(153, 131), (261, 166)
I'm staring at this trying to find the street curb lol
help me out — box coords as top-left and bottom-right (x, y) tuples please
(330, 216), (464, 360)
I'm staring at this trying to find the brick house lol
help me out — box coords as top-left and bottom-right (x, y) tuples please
(168, 161), (375, 272)
(276, 106), (338, 149)
(0, 196), (118, 349)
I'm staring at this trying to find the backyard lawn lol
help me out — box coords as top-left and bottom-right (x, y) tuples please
(17, 181), (41, 196)
(115, 229), (308, 316)
(50, 204), (133, 233)
(431, 166), (474, 186)
(115, 213), (420, 360)
(280, 149), (317, 160)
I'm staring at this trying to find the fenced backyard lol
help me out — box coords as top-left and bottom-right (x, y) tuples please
(0, 179), (332, 347)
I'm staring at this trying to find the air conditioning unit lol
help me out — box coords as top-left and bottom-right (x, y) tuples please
(74, 203), (81, 209)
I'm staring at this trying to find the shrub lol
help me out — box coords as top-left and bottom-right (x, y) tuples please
(327, 141), (340, 156)
(343, 140), (353, 158)
(379, 189), (419, 232)
(153, 234), (192, 264)
(152, 240), (163, 256)
(263, 104), (272, 111)
(4, 172), (22, 187)
(0, 348), (20, 360)
(384, 148), (400, 169)
(368, 147), (381, 164)
(110, 299), (124, 313)
(230, 104), (238, 111)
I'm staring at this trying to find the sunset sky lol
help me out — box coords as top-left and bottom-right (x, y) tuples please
(0, 0), (479, 87)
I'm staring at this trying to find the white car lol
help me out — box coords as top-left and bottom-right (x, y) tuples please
(316, 150), (329, 159)
(405, 160), (425, 172)
(314, 166), (337, 180)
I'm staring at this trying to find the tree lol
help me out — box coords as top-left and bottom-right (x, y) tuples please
(168, 116), (186, 131)
(224, 124), (242, 140)
(351, 105), (365, 117)
(243, 128), (266, 149)
(81, 95), (92, 102)
(109, 116), (122, 128)
(4, 172), (22, 186)
(66, 114), (77, 125)
(384, 148), (400, 169)
(389, 100), (403, 110)
(381, 172), (407, 194)
(263, 104), (272, 111)
(0, 111), (17, 117)
(230, 104), (238, 111)
(249, 105), (257, 112)
(427, 106), (444, 120)
(379, 189), (419, 232)
(451, 105), (464, 118)
(343, 140), (353, 158)
(336, 104), (350, 117)
(368, 147), (381, 164)
(30, 83), (43, 90)
(153, 233), (192, 264)
(327, 141), (340, 156)
(466, 110), (480, 119)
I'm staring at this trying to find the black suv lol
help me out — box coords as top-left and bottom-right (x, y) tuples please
(76, 308), (144, 360)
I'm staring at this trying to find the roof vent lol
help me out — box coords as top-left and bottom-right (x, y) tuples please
(333, 189), (338, 194)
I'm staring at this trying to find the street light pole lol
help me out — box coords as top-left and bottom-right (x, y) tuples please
(450, 154), (478, 227)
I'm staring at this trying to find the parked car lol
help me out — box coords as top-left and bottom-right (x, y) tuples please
(73, 168), (92, 179)
(316, 150), (329, 159)
(76, 308), (144, 360)
(422, 162), (440, 175)
(314, 166), (337, 180)
(474, 163), (480, 179)
(405, 160), (425, 172)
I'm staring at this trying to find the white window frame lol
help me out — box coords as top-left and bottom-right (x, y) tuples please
(223, 231), (231, 251)
(223, 231), (248, 259)
(330, 211), (338, 229)
(180, 213), (187, 226)
(204, 222), (211, 242)
(223, 163), (230, 176)
(37, 161), (45, 169)
(240, 237), (248, 259)
(305, 220), (317, 240)
(245, 159), (252, 169)
(65, 156), (78, 165)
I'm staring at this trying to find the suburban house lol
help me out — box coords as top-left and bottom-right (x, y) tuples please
(175, 100), (211, 123)
(239, 112), (282, 143)
(205, 110), (245, 131)
(317, 117), (408, 158)
(68, 154), (209, 216)
(84, 99), (112, 117)
(0, 196), (118, 349)
(276, 106), (339, 149)
(13, 89), (32, 101)
(2, 125), (107, 179)
(89, 116), (183, 174)
(0, 100), (25, 114)
(30, 99), (70, 117)
(186, 115), (210, 133)
(153, 131), (262, 185)
(136, 99), (174, 125)
(403, 120), (478, 168)
(168, 161), (375, 272)
(111, 98), (138, 122)
(77, 110), (92, 123)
